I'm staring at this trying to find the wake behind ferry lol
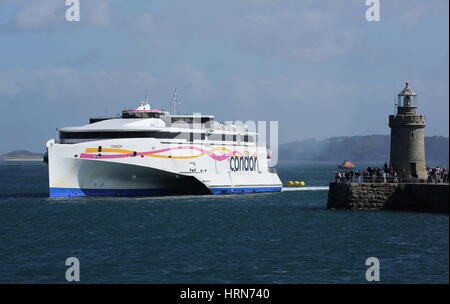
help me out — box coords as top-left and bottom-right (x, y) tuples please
(46, 93), (282, 198)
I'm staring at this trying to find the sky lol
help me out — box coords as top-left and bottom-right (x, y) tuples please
(0, 0), (448, 153)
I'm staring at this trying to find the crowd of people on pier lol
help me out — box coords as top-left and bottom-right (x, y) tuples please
(334, 162), (449, 184)
(427, 167), (449, 183)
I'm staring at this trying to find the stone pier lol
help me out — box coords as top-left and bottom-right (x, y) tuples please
(327, 182), (449, 214)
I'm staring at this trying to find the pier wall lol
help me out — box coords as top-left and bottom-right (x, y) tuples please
(327, 183), (448, 214)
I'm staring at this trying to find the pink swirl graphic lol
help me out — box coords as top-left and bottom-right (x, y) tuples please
(79, 146), (243, 161)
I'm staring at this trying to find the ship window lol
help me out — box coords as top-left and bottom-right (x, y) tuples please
(203, 133), (245, 142)
(60, 131), (207, 141)
(170, 117), (212, 124)
(208, 134), (227, 142)
(59, 131), (248, 143)
(122, 112), (162, 119)
(172, 117), (193, 124)
(61, 131), (180, 140)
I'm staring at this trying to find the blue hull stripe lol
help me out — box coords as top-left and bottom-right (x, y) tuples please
(49, 188), (173, 198)
(208, 186), (282, 195)
(50, 186), (282, 198)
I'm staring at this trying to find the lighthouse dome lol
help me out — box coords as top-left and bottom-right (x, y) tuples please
(397, 83), (417, 107)
(398, 82), (417, 96)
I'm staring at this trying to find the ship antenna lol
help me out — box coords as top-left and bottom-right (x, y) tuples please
(172, 88), (180, 114)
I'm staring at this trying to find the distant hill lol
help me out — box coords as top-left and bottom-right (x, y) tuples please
(279, 135), (449, 163)
(0, 150), (43, 161)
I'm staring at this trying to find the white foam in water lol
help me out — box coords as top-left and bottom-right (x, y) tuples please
(282, 186), (329, 192)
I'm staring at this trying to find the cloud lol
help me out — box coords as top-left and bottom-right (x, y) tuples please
(225, 71), (449, 141)
(138, 0), (362, 61)
(63, 49), (104, 66)
(0, 0), (14, 6)
(166, 64), (213, 102)
(83, 0), (111, 27)
(228, 74), (360, 114)
(0, 63), (213, 108)
(230, 6), (358, 60)
(390, 0), (446, 26)
(0, 67), (156, 105)
(0, 70), (21, 98)
(132, 11), (153, 34)
(0, 0), (447, 152)
(13, 0), (63, 31)
(1, 0), (112, 32)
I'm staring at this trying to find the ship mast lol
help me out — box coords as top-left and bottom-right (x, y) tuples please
(171, 89), (180, 114)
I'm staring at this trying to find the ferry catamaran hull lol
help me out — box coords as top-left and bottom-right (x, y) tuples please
(46, 98), (282, 198)
(47, 138), (282, 198)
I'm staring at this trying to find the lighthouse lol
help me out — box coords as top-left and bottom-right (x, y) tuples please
(389, 83), (427, 181)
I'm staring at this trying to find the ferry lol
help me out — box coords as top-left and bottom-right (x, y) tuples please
(45, 93), (282, 197)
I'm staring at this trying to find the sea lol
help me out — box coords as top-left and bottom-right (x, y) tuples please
(0, 161), (448, 284)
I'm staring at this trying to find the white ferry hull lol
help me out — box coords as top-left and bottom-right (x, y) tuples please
(47, 138), (282, 198)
